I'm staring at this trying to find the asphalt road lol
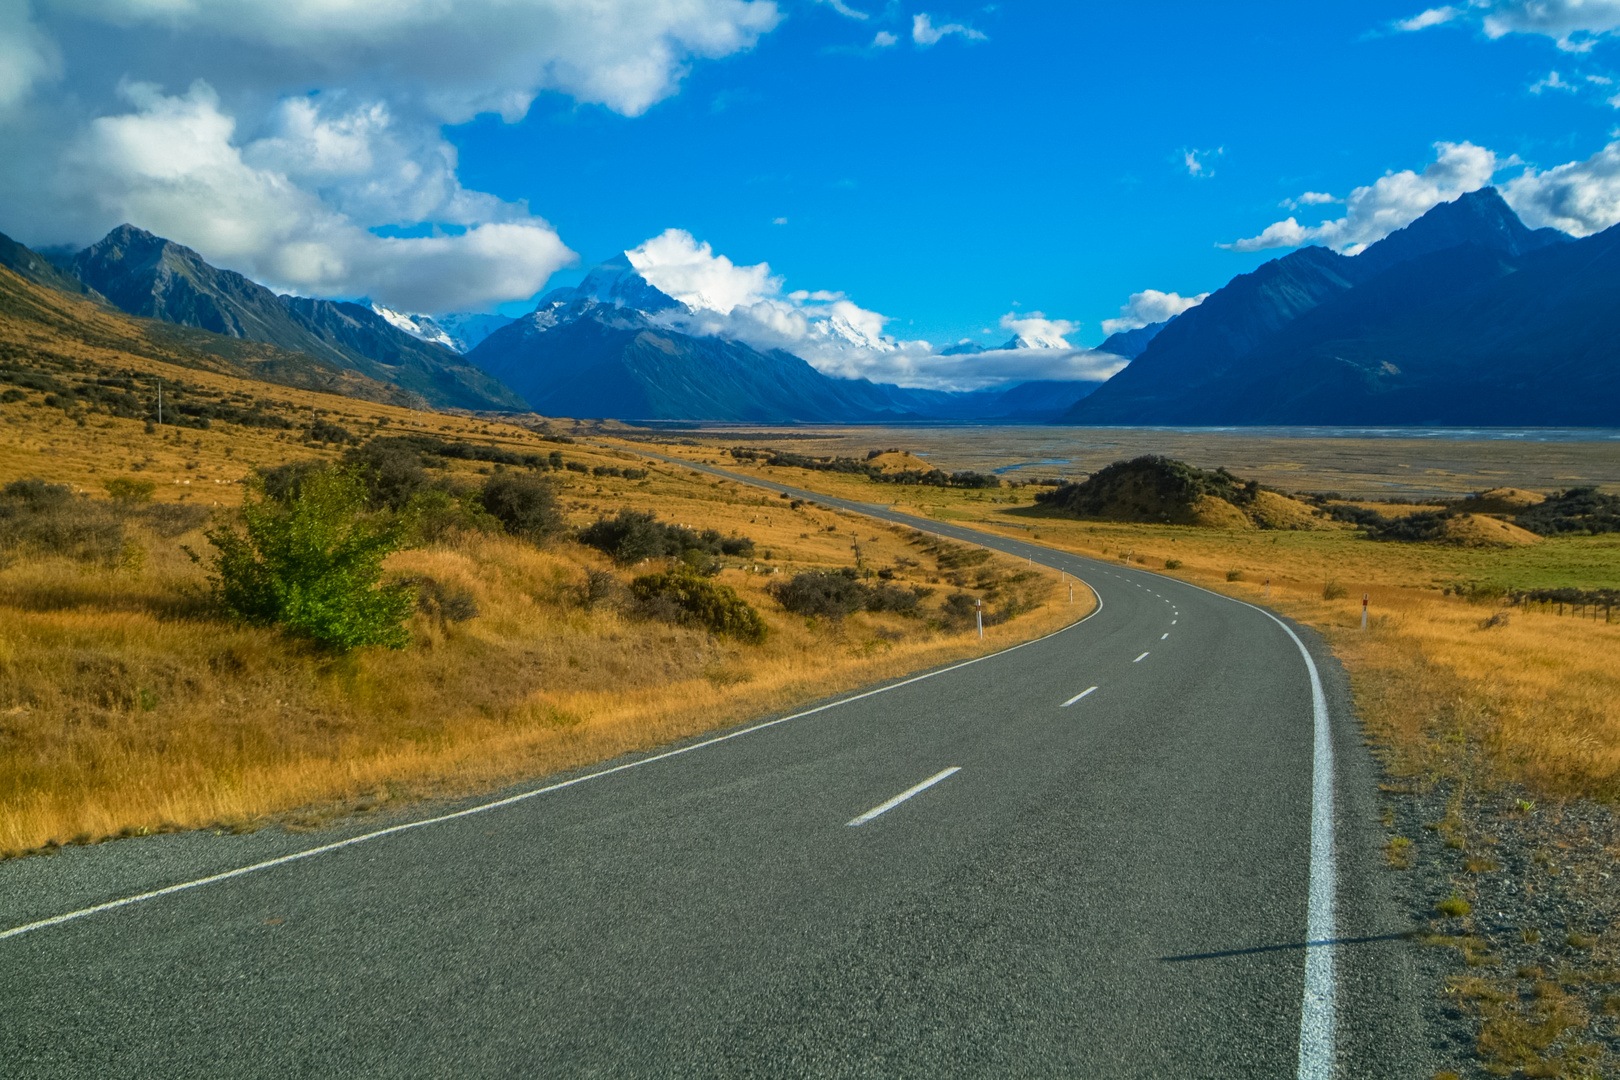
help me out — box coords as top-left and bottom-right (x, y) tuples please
(0, 458), (1435, 1078)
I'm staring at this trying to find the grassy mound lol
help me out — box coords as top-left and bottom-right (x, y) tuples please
(1439, 513), (1543, 548)
(1034, 455), (1326, 530)
(1466, 487), (1545, 515)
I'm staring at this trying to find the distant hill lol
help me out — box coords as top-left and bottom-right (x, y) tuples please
(65, 226), (526, 411)
(1063, 188), (1614, 426)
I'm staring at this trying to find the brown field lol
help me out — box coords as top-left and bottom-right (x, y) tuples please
(0, 374), (1087, 856)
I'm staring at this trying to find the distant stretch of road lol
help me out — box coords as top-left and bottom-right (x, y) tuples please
(0, 454), (1432, 1078)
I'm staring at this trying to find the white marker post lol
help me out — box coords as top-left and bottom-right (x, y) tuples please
(1362, 593), (1369, 630)
(1068, 583), (1073, 604)
(976, 597), (983, 639)
(1265, 578), (1271, 598)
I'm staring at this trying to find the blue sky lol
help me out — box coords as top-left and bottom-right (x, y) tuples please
(454, 0), (1620, 345)
(3, 0), (1620, 382)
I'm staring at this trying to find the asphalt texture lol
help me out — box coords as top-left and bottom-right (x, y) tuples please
(0, 458), (1437, 1078)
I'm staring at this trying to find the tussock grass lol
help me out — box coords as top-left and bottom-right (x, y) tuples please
(0, 394), (1088, 855)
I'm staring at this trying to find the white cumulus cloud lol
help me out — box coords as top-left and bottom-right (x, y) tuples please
(0, 0), (59, 111)
(912, 13), (987, 45)
(1183, 146), (1223, 178)
(1395, 1), (1620, 51)
(873, 30), (899, 46)
(1530, 69), (1576, 93)
(620, 229), (1112, 390)
(1395, 6), (1461, 31)
(1281, 191), (1342, 210)
(1222, 140), (1502, 254)
(1502, 139), (1620, 235)
(1100, 290), (1208, 335)
(60, 80), (574, 312)
(0, 0), (785, 315)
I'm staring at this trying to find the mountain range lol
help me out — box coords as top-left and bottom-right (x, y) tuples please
(4, 186), (1616, 426)
(1064, 188), (1617, 426)
(39, 226), (525, 411)
(465, 258), (1100, 422)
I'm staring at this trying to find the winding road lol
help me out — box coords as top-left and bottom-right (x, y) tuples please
(0, 459), (1434, 1078)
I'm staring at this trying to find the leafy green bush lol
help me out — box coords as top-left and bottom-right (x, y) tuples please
(630, 567), (767, 643)
(103, 477), (156, 504)
(480, 472), (562, 541)
(202, 467), (416, 652)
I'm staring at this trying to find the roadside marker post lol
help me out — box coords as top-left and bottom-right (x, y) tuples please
(1362, 593), (1369, 629)
(1265, 578), (1271, 598)
(976, 597), (983, 639)
(1068, 583), (1073, 604)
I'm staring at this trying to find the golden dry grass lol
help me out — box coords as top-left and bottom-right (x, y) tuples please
(0, 379), (1089, 855)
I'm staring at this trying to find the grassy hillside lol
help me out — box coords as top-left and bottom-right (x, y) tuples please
(0, 264), (421, 408)
(0, 334), (1087, 856)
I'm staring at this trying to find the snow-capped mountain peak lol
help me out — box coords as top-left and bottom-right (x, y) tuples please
(368, 302), (460, 351)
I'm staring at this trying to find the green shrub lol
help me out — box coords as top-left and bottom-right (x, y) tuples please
(579, 510), (751, 566)
(201, 467), (416, 652)
(630, 567), (767, 643)
(768, 569), (929, 619)
(480, 472), (562, 541)
(103, 477), (156, 504)
(1164, 558), (1183, 570)
(344, 441), (430, 510)
(770, 569), (870, 618)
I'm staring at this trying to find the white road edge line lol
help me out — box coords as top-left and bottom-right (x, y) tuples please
(846, 767), (961, 827)
(1060, 686), (1098, 707)
(1133, 651), (1149, 662)
(2, 570), (1104, 943)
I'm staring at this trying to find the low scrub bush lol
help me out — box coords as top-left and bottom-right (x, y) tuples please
(1323, 579), (1348, 600)
(630, 567), (767, 643)
(0, 478), (126, 567)
(480, 472), (562, 542)
(579, 510), (753, 566)
(1164, 558), (1183, 570)
(1226, 568), (1244, 582)
(201, 467), (416, 652)
(768, 569), (929, 619)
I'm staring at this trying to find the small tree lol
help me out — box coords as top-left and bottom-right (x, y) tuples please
(203, 467), (416, 651)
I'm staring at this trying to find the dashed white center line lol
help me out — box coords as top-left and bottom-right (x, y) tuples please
(1061, 686), (1098, 707)
(1133, 651), (1150, 663)
(847, 767), (962, 827)
(1161, 633), (1169, 640)
(1172, 620), (1177, 625)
